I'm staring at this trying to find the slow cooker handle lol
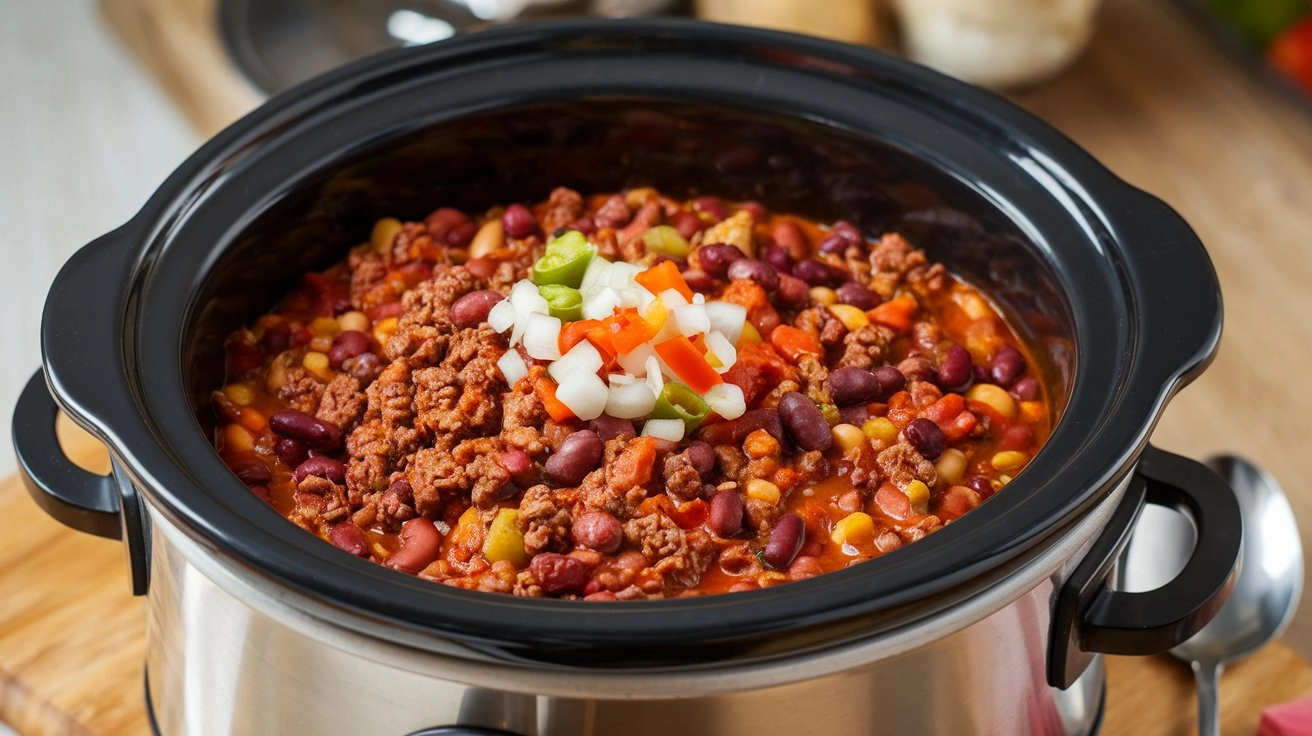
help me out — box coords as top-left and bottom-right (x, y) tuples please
(1047, 445), (1241, 689)
(13, 370), (122, 539)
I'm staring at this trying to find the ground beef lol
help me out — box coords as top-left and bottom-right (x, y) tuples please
(797, 354), (831, 405)
(275, 365), (324, 414)
(662, 451), (706, 501)
(316, 374), (366, 430)
(838, 324), (893, 369)
(877, 442), (938, 490)
(594, 194), (632, 229)
(519, 485), (574, 555)
(348, 249), (389, 309)
(908, 379), (943, 409)
(616, 199), (661, 259)
(868, 232), (927, 298)
(541, 187), (585, 234)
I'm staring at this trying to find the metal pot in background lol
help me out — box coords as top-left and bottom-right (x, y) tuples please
(14, 21), (1240, 736)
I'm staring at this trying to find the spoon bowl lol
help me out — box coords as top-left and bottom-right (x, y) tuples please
(1123, 455), (1302, 736)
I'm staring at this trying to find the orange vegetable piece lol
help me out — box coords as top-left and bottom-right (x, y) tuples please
(604, 308), (653, 354)
(654, 335), (723, 394)
(867, 295), (918, 333)
(770, 325), (822, 361)
(530, 367), (576, 422)
(721, 280), (781, 336)
(635, 260), (694, 301)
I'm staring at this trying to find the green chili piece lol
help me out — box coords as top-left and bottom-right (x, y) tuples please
(532, 230), (595, 288)
(642, 225), (691, 258)
(538, 283), (584, 323)
(651, 381), (711, 433)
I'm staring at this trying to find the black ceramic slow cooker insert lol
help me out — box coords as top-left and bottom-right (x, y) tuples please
(15, 22), (1239, 729)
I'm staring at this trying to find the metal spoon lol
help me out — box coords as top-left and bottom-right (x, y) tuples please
(1122, 455), (1303, 736)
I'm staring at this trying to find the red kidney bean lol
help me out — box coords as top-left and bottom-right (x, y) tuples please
(773, 273), (810, 309)
(902, 418), (946, 460)
(937, 344), (974, 390)
(425, 207), (467, 238)
(572, 510), (623, 554)
(450, 289), (505, 329)
(826, 366), (880, 406)
(989, 345), (1026, 388)
(681, 268), (715, 292)
(778, 392), (833, 452)
(545, 430), (604, 485)
(227, 340), (265, 375)
(830, 220), (862, 247)
(328, 330), (370, 369)
(763, 513), (805, 569)
(343, 352), (383, 383)
(817, 233), (850, 255)
(589, 415), (637, 442)
(498, 448), (537, 487)
(836, 282), (881, 310)
(384, 478), (414, 505)
(699, 408), (785, 446)
(328, 522), (369, 557)
(760, 245), (794, 275)
(532, 553), (590, 595)
(839, 404), (870, 426)
(571, 217), (597, 235)
(788, 555), (825, 581)
(793, 259), (849, 287)
(696, 243), (744, 277)
(737, 201), (766, 221)
(708, 490), (745, 538)
(584, 590), (619, 601)
(872, 365), (907, 400)
(502, 203), (539, 239)
(387, 519), (443, 574)
(693, 196), (729, 223)
(294, 455), (347, 484)
(684, 440), (716, 475)
(274, 437), (309, 469)
(232, 458), (272, 486)
(966, 475), (996, 500)
(270, 410), (343, 452)
(595, 195), (632, 228)
(259, 323), (291, 354)
(445, 220), (478, 247)
(1000, 425), (1034, 452)
(726, 258), (779, 291)
(1010, 376), (1040, 401)
(669, 210), (702, 240)
(771, 220), (808, 259)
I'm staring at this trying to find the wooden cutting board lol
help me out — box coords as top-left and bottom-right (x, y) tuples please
(0, 422), (1308, 735)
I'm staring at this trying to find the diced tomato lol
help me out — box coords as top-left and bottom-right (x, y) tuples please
(770, 325), (822, 361)
(867, 294), (917, 333)
(635, 260), (694, 301)
(654, 335), (723, 394)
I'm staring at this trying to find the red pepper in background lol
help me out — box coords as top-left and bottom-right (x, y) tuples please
(1269, 15), (1312, 94)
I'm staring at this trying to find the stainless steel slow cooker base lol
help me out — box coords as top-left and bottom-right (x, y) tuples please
(141, 476), (1126, 736)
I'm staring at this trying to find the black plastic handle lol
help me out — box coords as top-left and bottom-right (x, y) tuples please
(408, 728), (523, 735)
(1048, 445), (1242, 688)
(13, 370), (122, 539)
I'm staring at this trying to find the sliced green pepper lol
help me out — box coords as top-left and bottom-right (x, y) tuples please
(650, 381), (711, 433)
(532, 230), (595, 288)
(538, 283), (583, 322)
(642, 225), (691, 258)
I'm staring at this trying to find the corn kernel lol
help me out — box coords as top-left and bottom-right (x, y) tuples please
(482, 508), (529, 566)
(827, 304), (870, 331)
(936, 448), (967, 485)
(966, 383), (1017, 420)
(903, 479), (930, 514)
(338, 310), (370, 334)
(831, 423), (867, 454)
(737, 320), (762, 346)
(1019, 400), (1046, 424)
(309, 335), (334, 353)
(371, 217), (403, 253)
(303, 351), (332, 380)
(311, 316), (341, 337)
(745, 479), (781, 505)
(224, 423), (255, 453)
(863, 417), (898, 446)
(809, 286), (838, 306)
(992, 451), (1028, 472)
(743, 429), (781, 459)
(831, 512), (875, 546)
(238, 407), (267, 432)
(223, 383), (255, 406)
(374, 317), (399, 345)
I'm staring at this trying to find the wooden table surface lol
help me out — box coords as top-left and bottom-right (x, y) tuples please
(6, 0), (1311, 733)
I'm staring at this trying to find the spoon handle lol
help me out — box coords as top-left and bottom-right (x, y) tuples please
(1193, 661), (1223, 736)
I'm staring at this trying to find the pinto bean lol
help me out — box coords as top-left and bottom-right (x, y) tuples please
(328, 522), (368, 557)
(544, 430), (604, 486)
(387, 518), (443, 574)
(270, 409), (343, 452)
(778, 392), (832, 452)
(450, 290), (505, 329)
(532, 553), (590, 595)
(572, 510), (623, 554)
(763, 513), (805, 569)
(708, 490), (745, 538)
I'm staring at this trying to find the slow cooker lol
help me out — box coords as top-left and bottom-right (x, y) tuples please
(13, 21), (1241, 736)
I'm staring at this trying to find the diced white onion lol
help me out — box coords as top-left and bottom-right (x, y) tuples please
(617, 342), (655, 376)
(548, 340), (603, 384)
(496, 349), (527, 385)
(705, 302), (747, 344)
(616, 286), (648, 309)
(580, 256), (611, 294)
(608, 262), (644, 290)
(704, 331), (737, 373)
(642, 418), (686, 442)
(608, 373), (637, 387)
(487, 299), (515, 334)
(692, 293), (706, 305)
(704, 382), (746, 420)
(510, 279), (548, 315)
(555, 371), (608, 421)
(645, 355), (665, 397)
(582, 287), (622, 321)
(605, 381), (657, 419)
(523, 312), (563, 361)
(658, 288), (689, 308)
(673, 304), (711, 337)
